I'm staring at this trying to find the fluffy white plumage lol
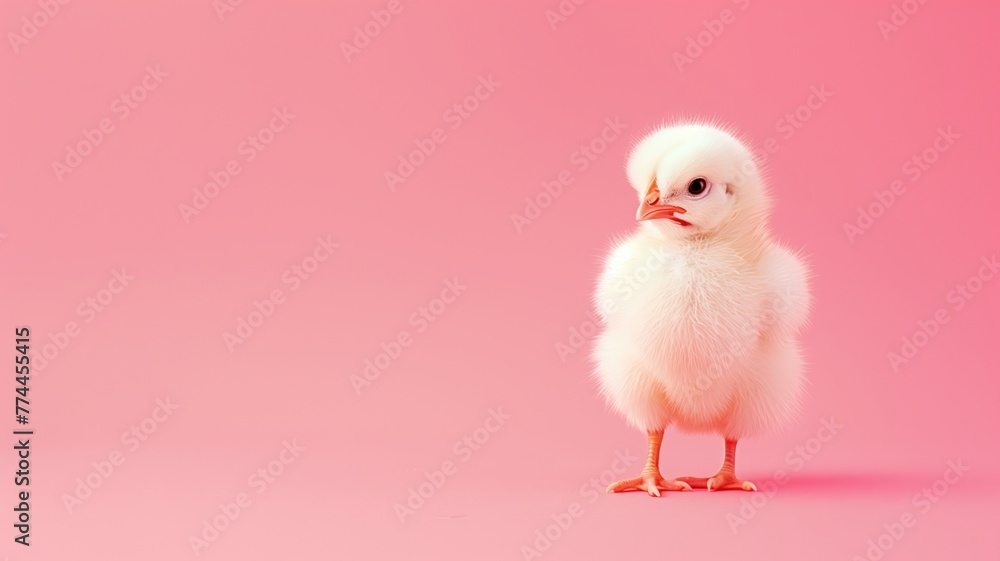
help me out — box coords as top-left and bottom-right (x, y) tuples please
(592, 123), (811, 443)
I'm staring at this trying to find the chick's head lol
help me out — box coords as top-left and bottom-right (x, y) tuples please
(626, 123), (772, 241)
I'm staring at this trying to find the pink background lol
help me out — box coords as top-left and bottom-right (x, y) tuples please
(2, 1), (998, 559)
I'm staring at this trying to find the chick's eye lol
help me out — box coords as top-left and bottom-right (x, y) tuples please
(687, 177), (708, 196)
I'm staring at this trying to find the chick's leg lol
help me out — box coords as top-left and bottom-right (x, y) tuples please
(606, 429), (692, 496)
(678, 439), (757, 492)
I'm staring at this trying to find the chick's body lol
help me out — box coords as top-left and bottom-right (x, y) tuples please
(594, 123), (811, 495)
(593, 232), (808, 439)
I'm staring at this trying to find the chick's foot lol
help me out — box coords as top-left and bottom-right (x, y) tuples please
(605, 429), (691, 497)
(607, 470), (692, 497)
(676, 472), (757, 492)
(677, 438), (756, 491)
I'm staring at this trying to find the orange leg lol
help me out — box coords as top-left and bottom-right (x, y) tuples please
(678, 439), (757, 492)
(606, 429), (692, 497)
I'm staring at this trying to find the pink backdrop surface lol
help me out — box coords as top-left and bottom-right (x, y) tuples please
(2, 1), (998, 560)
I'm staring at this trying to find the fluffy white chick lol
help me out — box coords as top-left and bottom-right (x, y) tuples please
(593, 123), (810, 496)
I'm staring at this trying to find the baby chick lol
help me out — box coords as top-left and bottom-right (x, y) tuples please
(593, 123), (810, 496)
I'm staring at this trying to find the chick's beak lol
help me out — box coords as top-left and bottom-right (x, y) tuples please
(637, 185), (690, 226)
